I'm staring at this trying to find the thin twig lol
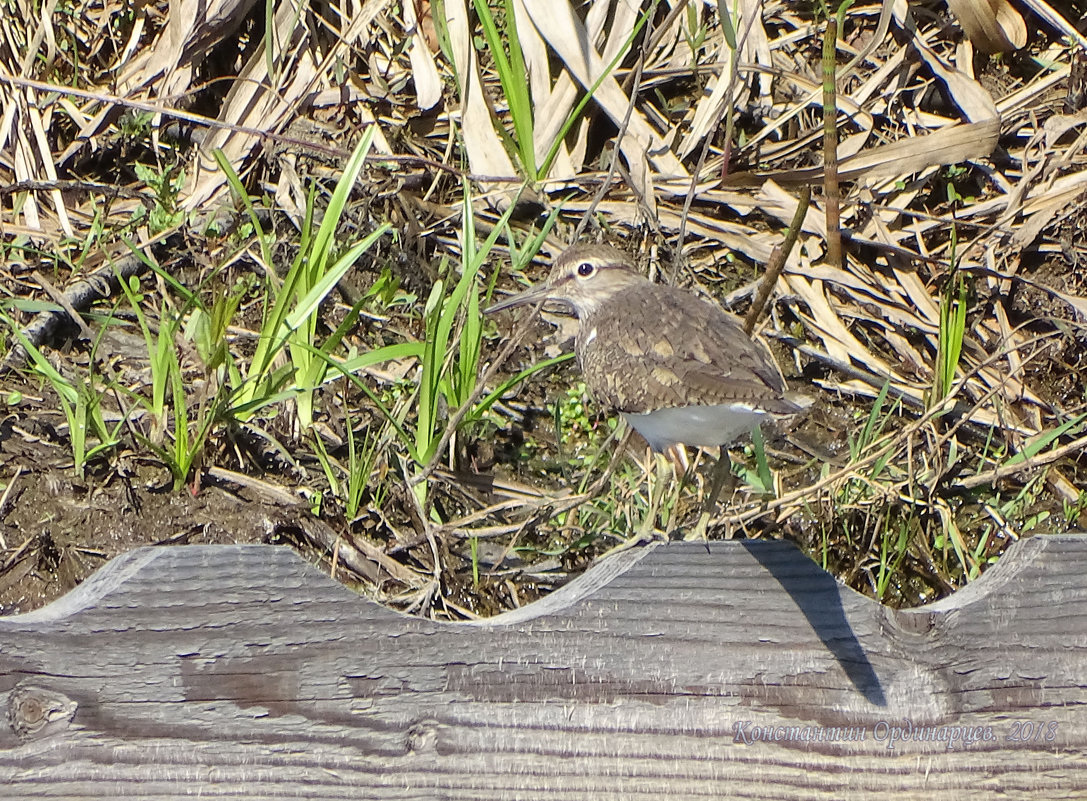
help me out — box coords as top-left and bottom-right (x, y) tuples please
(822, 15), (843, 270)
(30, 270), (95, 342)
(574, 27), (648, 242)
(674, 2), (759, 270)
(410, 307), (540, 487)
(956, 432), (1087, 490)
(743, 186), (810, 336)
(0, 72), (525, 184)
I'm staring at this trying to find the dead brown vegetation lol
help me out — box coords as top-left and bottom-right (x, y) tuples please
(2, 0), (1087, 617)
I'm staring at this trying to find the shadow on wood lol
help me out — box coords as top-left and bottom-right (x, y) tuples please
(744, 542), (884, 707)
(0, 534), (1085, 799)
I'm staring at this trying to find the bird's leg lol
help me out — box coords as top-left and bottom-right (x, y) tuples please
(688, 449), (737, 541)
(634, 449), (673, 542)
(655, 444), (693, 536)
(666, 443), (689, 474)
(599, 448), (672, 559)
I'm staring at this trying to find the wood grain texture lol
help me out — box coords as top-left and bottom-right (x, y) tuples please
(1, 535), (1085, 800)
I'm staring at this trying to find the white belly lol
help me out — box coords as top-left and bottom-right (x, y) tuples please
(622, 404), (768, 452)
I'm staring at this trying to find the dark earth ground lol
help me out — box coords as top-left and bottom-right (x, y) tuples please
(4, 2), (1087, 617)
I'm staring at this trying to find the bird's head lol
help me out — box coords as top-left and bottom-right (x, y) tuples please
(485, 244), (645, 319)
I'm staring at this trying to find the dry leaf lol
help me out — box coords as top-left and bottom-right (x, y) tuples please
(404, 0), (442, 110)
(520, 0), (688, 197)
(946, 0), (1027, 53)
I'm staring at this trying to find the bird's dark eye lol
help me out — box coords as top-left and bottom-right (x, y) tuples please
(577, 261), (594, 277)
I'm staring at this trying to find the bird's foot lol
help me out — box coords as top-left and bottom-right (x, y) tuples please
(683, 452), (737, 542)
(687, 509), (712, 542)
(685, 509), (734, 542)
(600, 526), (666, 560)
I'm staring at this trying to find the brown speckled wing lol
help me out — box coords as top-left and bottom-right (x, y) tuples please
(576, 283), (793, 415)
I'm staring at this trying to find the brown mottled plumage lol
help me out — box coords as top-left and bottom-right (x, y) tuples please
(486, 244), (802, 452)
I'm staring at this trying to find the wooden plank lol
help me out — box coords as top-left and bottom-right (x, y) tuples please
(0, 535), (1085, 799)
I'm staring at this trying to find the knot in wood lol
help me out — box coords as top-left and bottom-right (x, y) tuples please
(7, 684), (77, 741)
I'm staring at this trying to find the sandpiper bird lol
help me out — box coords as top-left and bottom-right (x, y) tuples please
(486, 243), (803, 539)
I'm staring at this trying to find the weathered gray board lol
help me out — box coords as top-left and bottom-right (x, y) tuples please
(0, 535), (1085, 800)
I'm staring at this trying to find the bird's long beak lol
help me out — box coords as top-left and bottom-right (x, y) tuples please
(483, 282), (553, 314)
